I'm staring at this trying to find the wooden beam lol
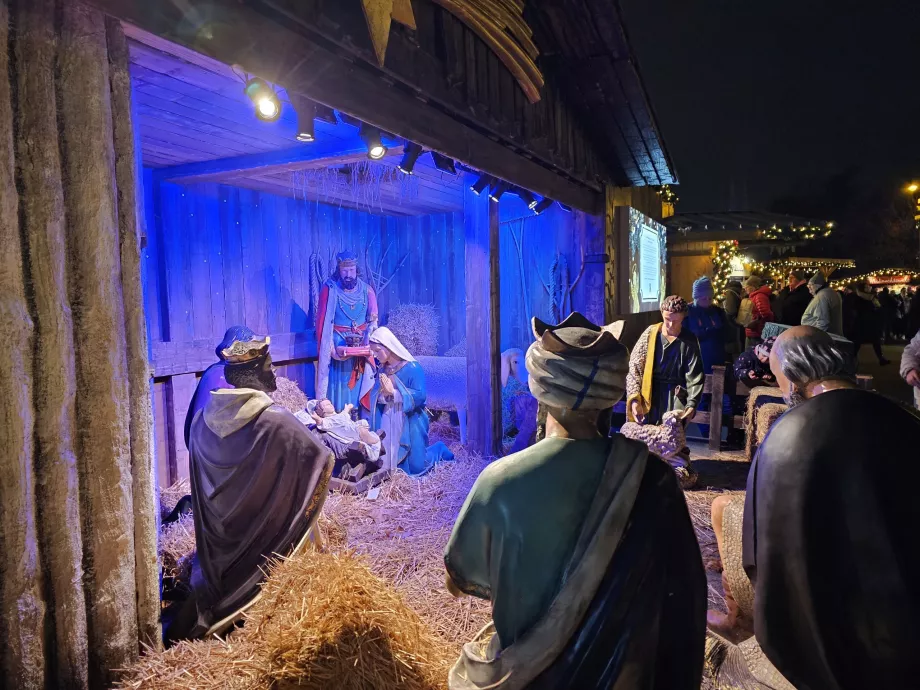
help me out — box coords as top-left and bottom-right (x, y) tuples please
(604, 185), (618, 322)
(85, 0), (602, 213)
(464, 185), (500, 455)
(153, 143), (397, 184)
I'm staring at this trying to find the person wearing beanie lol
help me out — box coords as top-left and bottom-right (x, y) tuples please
(802, 271), (844, 335)
(722, 280), (745, 357)
(687, 276), (729, 375)
(775, 269), (811, 327)
(741, 275), (774, 349)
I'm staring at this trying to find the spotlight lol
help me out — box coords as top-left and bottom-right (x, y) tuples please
(533, 198), (554, 214)
(431, 152), (457, 175)
(516, 189), (537, 209)
(470, 174), (492, 195)
(244, 77), (281, 122)
(398, 142), (423, 174)
(359, 123), (387, 160)
(292, 96), (315, 142)
(489, 180), (510, 201)
(559, 203), (572, 213)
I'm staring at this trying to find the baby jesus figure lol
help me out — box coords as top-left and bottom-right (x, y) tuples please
(297, 400), (384, 482)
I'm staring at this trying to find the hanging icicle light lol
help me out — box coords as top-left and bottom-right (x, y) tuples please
(244, 77), (282, 122)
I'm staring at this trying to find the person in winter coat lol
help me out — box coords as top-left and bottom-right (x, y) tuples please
(901, 328), (920, 410)
(722, 280), (744, 357)
(774, 269), (811, 326)
(742, 275), (774, 349)
(733, 337), (777, 389)
(851, 284), (890, 366)
(686, 276), (728, 374)
(801, 272), (843, 336)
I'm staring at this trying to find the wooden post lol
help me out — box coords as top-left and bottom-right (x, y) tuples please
(604, 185), (618, 323)
(709, 365), (726, 451)
(464, 184), (501, 456)
(166, 373), (198, 484)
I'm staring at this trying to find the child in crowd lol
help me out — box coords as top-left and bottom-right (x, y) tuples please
(733, 336), (777, 388)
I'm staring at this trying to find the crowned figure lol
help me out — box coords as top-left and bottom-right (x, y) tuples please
(315, 250), (378, 411)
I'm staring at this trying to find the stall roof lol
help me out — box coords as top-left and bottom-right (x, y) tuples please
(664, 211), (833, 233)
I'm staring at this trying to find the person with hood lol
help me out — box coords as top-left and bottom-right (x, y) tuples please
(742, 275), (774, 349)
(686, 276), (728, 374)
(739, 326), (920, 690)
(774, 269), (811, 326)
(444, 313), (706, 690)
(168, 332), (334, 644)
(801, 271), (844, 335)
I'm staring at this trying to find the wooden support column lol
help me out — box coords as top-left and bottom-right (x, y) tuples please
(464, 185), (501, 456)
(604, 185), (619, 322)
(166, 373), (198, 484)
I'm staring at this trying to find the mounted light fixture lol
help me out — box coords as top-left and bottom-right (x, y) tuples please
(244, 77), (282, 122)
(291, 95), (316, 142)
(398, 141), (424, 174)
(559, 203), (572, 213)
(431, 152), (457, 175)
(533, 198), (554, 214)
(489, 180), (510, 201)
(516, 189), (538, 209)
(359, 123), (388, 160)
(470, 174), (492, 195)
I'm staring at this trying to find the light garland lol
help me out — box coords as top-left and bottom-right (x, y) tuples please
(656, 184), (679, 204)
(831, 269), (920, 290)
(761, 221), (834, 241)
(711, 240), (740, 298)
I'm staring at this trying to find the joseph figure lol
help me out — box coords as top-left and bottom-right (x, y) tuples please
(316, 250), (378, 410)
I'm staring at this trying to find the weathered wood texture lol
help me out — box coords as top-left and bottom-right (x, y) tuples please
(464, 185), (501, 455)
(0, 1), (46, 687)
(13, 0), (88, 685)
(59, 4), (139, 684)
(106, 17), (161, 652)
(498, 195), (605, 349)
(0, 0), (157, 686)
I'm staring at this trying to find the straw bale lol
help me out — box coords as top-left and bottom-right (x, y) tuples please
(387, 303), (440, 355)
(755, 404), (787, 445)
(270, 375), (310, 414)
(0, 1), (46, 684)
(106, 16), (160, 650)
(159, 514), (196, 584)
(59, 2), (138, 679)
(744, 387), (785, 461)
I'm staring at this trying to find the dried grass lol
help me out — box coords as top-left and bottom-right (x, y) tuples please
(270, 376), (309, 414)
(444, 339), (466, 358)
(386, 304), (440, 356)
(159, 514), (195, 584)
(428, 412), (460, 445)
(159, 478), (190, 521)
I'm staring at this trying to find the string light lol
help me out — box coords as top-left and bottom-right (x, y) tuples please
(711, 240), (740, 299)
(831, 269), (920, 290)
(656, 184), (679, 204)
(761, 221), (834, 241)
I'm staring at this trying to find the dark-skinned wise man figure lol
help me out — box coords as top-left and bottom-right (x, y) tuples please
(626, 295), (704, 487)
(165, 332), (333, 644)
(444, 313), (706, 690)
(743, 325), (920, 690)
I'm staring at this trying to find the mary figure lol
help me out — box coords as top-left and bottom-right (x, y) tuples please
(364, 327), (431, 475)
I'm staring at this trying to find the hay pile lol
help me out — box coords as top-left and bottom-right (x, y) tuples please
(743, 387), (786, 460)
(755, 403), (787, 445)
(445, 338), (466, 358)
(386, 304), (440, 356)
(318, 447), (493, 648)
(159, 478), (190, 521)
(116, 550), (453, 690)
(159, 514), (195, 586)
(270, 376), (310, 414)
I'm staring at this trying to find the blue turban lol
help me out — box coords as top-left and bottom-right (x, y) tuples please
(692, 276), (714, 300)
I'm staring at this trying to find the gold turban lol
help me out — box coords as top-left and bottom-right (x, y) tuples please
(525, 313), (629, 411)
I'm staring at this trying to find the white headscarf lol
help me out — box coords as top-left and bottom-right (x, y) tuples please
(369, 327), (417, 363)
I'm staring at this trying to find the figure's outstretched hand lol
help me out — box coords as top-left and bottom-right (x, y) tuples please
(630, 400), (646, 424)
(333, 346), (348, 361)
(907, 369), (920, 388)
(680, 406), (696, 423)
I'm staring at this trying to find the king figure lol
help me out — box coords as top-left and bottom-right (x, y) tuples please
(315, 250), (378, 411)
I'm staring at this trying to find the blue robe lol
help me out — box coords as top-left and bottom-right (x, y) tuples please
(367, 361), (431, 475)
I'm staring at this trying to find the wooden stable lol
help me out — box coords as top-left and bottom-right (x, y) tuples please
(0, 0), (678, 685)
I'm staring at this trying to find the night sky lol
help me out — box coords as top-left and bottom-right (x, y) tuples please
(620, 0), (920, 213)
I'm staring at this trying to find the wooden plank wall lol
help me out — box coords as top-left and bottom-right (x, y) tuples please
(498, 195), (606, 350)
(144, 174), (467, 483)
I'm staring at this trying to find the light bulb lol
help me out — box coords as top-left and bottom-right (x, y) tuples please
(369, 145), (386, 160)
(258, 98), (278, 119)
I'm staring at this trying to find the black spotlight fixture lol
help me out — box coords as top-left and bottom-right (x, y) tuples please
(533, 197), (554, 214)
(292, 95), (316, 142)
(489, 180), (510, 201)
(244, 77), (281, 122)
(559, 203), (573, 213)
(431, 152), (457, 175)
(359, 123), (388, 160)
(470, 174), (492, 195)
(398, 141), (424, 174)
(516, 189), (538, 209)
